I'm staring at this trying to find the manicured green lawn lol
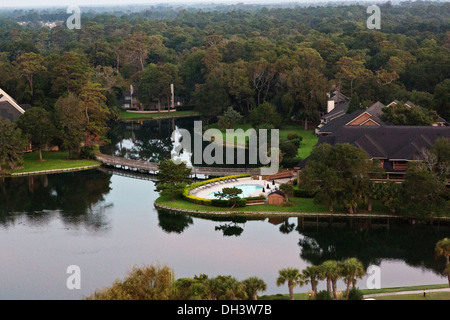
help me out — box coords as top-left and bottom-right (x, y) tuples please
(260, 284), (450, 300)
(156, 195), (390, 216)
(120, 110), (200, 120)
(362, 284), (450, 300)
(205, 123), (253, 148)
(372, 291), (450, 300)
(205, 123), (318, 159)
(278, 125), (318, 159)
(156, 195), (327, 213)
(359, 283), (449, 295)
(4, 151), (100, 174)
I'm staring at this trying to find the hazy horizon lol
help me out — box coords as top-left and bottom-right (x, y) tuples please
(0, 0), (442, 9)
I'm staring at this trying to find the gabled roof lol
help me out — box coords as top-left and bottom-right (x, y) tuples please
(0, 101), (23, 121)
(268, 190), (286, 197)
(353, 134), (387, 158)
(322, 90), (350, 122)
(19, 104), (33, 111)
(364, 101), (385, 124)
(319, 101), (386, 134)
(318, 110), (365, 134)
(0, 88), (25, 114)
(322, 102), (348, 122)
(389, 134), (434, 161)
(329, 90), (350, 104)
(319, 126), (450, 161)
(436, 117), (448, 124)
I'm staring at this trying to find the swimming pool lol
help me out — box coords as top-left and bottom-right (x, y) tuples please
(207, 184), (264, 199)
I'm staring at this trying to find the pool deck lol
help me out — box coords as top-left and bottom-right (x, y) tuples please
(191, 177), (281, 199)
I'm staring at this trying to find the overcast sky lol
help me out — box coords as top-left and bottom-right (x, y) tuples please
(0, 0), (393, 8)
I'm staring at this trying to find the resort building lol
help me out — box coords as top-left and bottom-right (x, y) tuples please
(316, 125), (450, 180)
(0, 88), (31, 121)
(297, 93), (450, 182)
(316, 98), (448, 137)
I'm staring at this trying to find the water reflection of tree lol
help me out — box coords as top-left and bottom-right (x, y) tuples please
(154, 206), (450, 276)
(101, 117), (263, 167)
(212, 216), (248, 237)
(101, 118), (197, 162)
(215, 223), (244, 236)
(297, 221), (450, 276)
(157, 210), (193, 234)
(279, 220), (295, 234)
(134, 138), (171, 163)
(0, 170), (113, 231)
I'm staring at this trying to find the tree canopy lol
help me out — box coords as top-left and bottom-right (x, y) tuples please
(0, 2), (448, 132)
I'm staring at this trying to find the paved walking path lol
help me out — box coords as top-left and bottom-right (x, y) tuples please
(363, 287), (450, 299)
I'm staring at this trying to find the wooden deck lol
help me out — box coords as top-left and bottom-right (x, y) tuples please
(95, 153), (262, 177)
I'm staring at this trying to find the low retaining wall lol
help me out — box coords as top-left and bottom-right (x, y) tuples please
(154, 202), (395, 219)
(153, 202), (450, 223)
(9, 164), (101, 177)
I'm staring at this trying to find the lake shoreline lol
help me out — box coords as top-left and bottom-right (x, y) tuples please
(119, 110), (200, 121)
(0, 151), (101, 178)
(154, 198), (450, 224)
(1, 164), (101, 177)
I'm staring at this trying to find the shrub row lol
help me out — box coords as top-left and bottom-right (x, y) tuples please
(244, 195), (266, 201)
(175, 105), (196, 111)
(293, 188), (316, 198)
(293, 187), (348, 199)
(210, 198), (247, 207)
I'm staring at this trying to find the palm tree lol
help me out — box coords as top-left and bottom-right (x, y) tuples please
(223, 277), (247, 300)
(435, 238), (450, 287)
(445, 264), (450, 288)
(276, 267), (304, 300)
(320, 260), (343, 299)
(302, 265), (321, 295)
(342, 258), (365, 298)
(242, 277), (267, 300)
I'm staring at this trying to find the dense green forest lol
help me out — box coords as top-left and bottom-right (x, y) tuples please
(0, 2), (449, 145)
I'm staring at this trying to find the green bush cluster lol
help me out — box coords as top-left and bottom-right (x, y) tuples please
(287, 133), (302, 141)
(88, 264), (268, 300)
(347, 288), (364, 300)
(315, 290), (332, 300)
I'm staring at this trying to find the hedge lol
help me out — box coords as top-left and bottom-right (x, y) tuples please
(244, 195), (266, 201)
(293, 188), (315, 198)
(175, 105), (196, 111)
(182, 174), (251, 207)
(211, 198), (247, 207)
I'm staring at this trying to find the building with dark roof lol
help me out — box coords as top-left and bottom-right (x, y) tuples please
(0, 89), (27, 121)
(318, 90), (350, 124)
(316, 99), (448, 136)
(314, 125), (450, 180)
(267, 190), (287, 205)
(300, 95), (450, 182)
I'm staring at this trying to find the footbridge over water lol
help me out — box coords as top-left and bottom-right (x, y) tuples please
(95, 153), (262, 178)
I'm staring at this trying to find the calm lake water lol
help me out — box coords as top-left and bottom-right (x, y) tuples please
(0, 169), (449, 300)
(100, 117), (265, 168)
